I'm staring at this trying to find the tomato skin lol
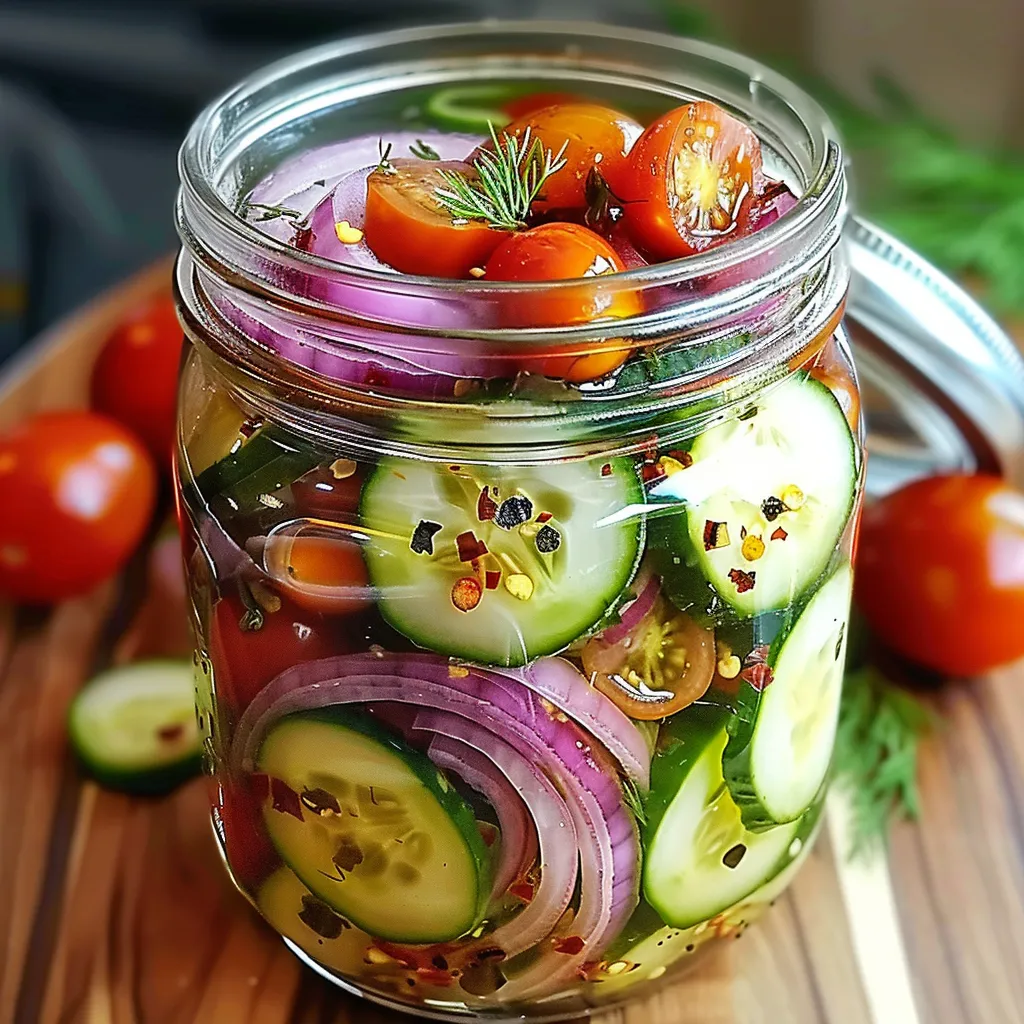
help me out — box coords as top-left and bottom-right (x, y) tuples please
(619, 101), (762, 261)
(364, 158), (510, 277)
(855, 474), (1024, 676)
(213, 777), (278, 891)
(208, 593), (337, 716)
(484, 222), (641, 382)
(90, 294), (183, 466)
(500, 91), (587, 120)
(0, 412), (156, 603)
(500, 103), (643, 213)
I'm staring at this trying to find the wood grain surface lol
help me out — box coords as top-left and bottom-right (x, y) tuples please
(0, 262), (1020, 1024)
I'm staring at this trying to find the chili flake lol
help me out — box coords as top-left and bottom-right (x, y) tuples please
(741, 534), (766, 561)
(535, 524), (561, 553)
(477, 486), (498, 521)
(485, 570), (502, 590)
(495, 495), (534, 530)
(536, 511), (553, 524)
(504, 573), (535, 601)
(509, 881), (534, 902)
(553, 936), (586, 956)
(601, 463), (612, 477)
(410, 520), (442, 555)
(641, 461), (665, 485)
(703, 520), (730, 551)
(456, 531), (488, 562)
(741, 663), (774, 691)
(771, 527), (788, 542)
(451, 577), (482, 612)
(270, 778), (303, 820)
(728, 567), (756, 593)
(761, 496), (787, 521)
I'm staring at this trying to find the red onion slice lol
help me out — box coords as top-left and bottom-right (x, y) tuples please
(600, 570), (659, 645)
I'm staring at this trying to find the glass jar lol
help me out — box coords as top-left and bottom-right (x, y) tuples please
(174, 22), (859, 1020)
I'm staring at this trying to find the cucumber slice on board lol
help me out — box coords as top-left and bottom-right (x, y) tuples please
(724, 563), (852, 829)
(67, 661), (201, 795)
(360, 457), (644, 666)
(641, 705), (806, 929)
(652, 372), (856, 618)
(257, 709), (491, 943)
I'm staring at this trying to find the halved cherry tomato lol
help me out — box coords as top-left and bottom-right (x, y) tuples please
(856, 474), (1024, 677)
(364, 158), (510, 277)
(484, 222), (641, 382)
(262, 531), (371, 615)
(499, 103), (642, 214)
(619, 101), (763, 260)
(90, 293), (183, 466)
(208, 592), (337, 716)
(580, 594), (716, 719)
(0, 412), (156, 603)
(501, 91), (588, 121)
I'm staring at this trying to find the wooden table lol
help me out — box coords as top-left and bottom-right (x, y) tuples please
(1, 263), (1022, 1024)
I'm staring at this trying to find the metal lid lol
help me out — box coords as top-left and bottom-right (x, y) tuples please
(845, 217), (1024, 495)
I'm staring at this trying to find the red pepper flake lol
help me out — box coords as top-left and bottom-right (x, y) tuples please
(536, 511), (553, 524)
(746, 644), (771, 666)
(641, 461), (665, 484)
(728, 568), (756, 593)
(157, 723), (184, 743)
(449, 465), (461, 472)
(476, 486), (498, 521)
(601, 463), (612, 477)
(553, 935), (586, 956)
(703, 520), (730, 551)
(485, 570), (502, 590)
(270, 777), (303, 820)
(451, 577), (482, 612)
(415, 967), (455, 987)
(771, 527), (788, 542)
(509, 881), (535, 903)
(577, 961), (604, 982)
(456, 531), (488, 562)
(741, 663), (774, 691)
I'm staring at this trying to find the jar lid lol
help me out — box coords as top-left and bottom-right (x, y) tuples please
(845, 217), (1024, 495)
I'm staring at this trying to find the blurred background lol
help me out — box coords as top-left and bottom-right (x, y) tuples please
(1, 0), (1022, 363)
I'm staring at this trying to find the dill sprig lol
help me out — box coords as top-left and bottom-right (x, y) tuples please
(621, 775), (648, 828)
(240, 200), (302, 222)
(410, 139), (441, 161)
(433, 122), (569, 231)
(377, 139), (396, 176)
(833, 667), (934, 860)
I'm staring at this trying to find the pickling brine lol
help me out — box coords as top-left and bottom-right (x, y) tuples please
(175, 23), (857, 1019)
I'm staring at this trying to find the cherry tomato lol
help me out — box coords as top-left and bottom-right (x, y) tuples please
(0, 412), (156, 603)
(208, 592), (337, 715)
(501, 91), (588, 120)
(90, 294), (183, 465)
(262, 531), (371, 616)
(856, 474), (1024, 676)
(213, 777), (278, 891)
(619, 101), (763, 261)
(581, 594), (715, 719)
(499, 103), (643, 213)
(364, 158), (510, 277)
(290, 460), (362, 520)
(484, 222), (641, 382)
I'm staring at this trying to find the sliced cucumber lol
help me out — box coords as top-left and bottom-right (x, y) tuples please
(724, 563), (852, 829)
(68, 661), (201, 795)
(361, 456), (644, 666)
(653, 372), (856, 617)
(641, 705), (804, 929)
(257, 709), (491, 943)
(424, 85), (515, 132)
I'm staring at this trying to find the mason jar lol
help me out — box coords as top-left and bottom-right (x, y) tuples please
(174, 22), (858, 1019)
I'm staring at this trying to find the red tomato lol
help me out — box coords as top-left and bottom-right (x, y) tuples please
(364, 158), (510, 277)
(856, 474), (1024, 676)
(0, 412), (156, 603)
(809, 337), (860, 433)
(90, 294), (183, 466)
(501, 91), (588, 120)
(499, 103), (642, 213)
(213, 777), (278, 892)
(484, 222), (641, 382)
(262, 533), (371, 616)
(290, 461), (362, 519)
(208, 593), (337, 716)
(619, 101), (763, 261)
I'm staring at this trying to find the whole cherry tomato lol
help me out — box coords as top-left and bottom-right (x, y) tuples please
(856, 474), (1024, 676)
(261, 532), (372, 616)
(90, 294), (183, 466)
(364, 158), (510, 277)
(208, 592), (337, 716)
(484, 222), (642, 382)
(499, 103), (643, 214)
(619, 101), (763, 261)
(0, 412), (156, 603)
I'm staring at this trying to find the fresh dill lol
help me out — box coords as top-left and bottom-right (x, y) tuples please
(621, 776), (648, 828)
(377, 139), (397, 176)
(410, 139), (441, 161)
(239, 200), (302, 222)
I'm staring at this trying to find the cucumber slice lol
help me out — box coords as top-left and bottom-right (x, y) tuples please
(641, 705), (805, 929)
(653, 372), (856, 617)
(424, 86), (515, 132)
(257, 709), (491, 943)
(724, 563), (852, 828)
(68, 661), (201, 795)
(361, 457), (644, 666)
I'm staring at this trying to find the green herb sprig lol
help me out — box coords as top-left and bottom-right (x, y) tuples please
(433, 123), (569, 231)
(239, 200), (302, 222)
(410, 139), (441, 161)
(833, 667), (934, 859)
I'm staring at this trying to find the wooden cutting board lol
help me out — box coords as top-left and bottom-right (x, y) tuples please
(1, 262), (1022, 1024)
